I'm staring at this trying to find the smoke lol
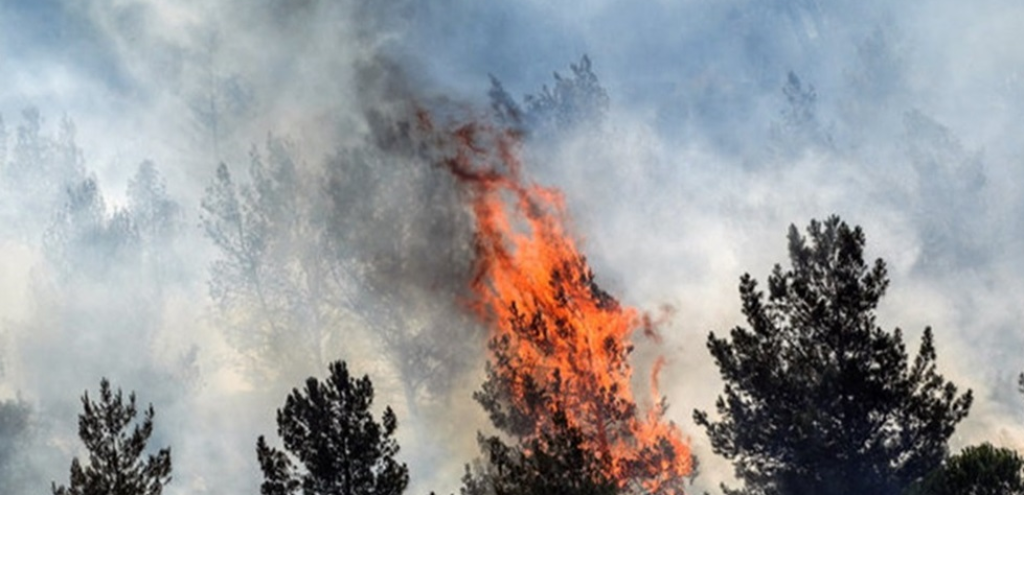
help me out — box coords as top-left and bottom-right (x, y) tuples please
(2, 0), (1024, 493)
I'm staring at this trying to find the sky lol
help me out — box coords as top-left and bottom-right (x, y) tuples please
(2, 0), (1024, 494)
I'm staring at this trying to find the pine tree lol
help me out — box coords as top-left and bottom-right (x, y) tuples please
(256, 361), (408, 495)
(461, 335), (620, 494)
(461, 404), (618, 495)
(53, 379), (172, 495)
(913, 443), (1024, 495)
(695, 216), (972, 494)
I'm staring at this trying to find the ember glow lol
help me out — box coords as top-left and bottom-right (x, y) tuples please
(440, 122), (692, 493)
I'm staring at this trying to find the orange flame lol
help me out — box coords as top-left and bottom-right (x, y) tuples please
(442, 121), (691, 493)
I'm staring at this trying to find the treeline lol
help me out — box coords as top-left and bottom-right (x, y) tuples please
(2, 57), (1023, 494)
(41, 211), (1024, 495)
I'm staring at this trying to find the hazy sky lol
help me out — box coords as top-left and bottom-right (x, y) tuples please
(2, 0), (1024, 493)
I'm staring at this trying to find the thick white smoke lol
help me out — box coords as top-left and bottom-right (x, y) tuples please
(2, 0), (1023, 493)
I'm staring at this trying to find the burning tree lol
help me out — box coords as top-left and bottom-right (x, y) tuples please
(461, 335), (619, 495)
(443, 122), (692, 494)
(696, 216), (973, 494)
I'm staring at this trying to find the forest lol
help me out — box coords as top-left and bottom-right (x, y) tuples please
(2, 1), (1024, 494)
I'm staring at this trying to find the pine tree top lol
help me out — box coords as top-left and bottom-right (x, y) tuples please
(696, 216), (972, 494)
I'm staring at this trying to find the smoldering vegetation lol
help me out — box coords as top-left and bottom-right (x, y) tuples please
(1, 0), (1024, 493)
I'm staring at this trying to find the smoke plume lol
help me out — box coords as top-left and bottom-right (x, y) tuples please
(2, 0), (1023, 493)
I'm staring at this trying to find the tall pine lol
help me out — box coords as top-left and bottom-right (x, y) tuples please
(696, 216), (972, 494)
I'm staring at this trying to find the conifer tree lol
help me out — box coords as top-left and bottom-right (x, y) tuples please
(913, 443), (1024, 495)
(257, 361), (408, 495)
(53, 379), (172, 495)
(696, 216), (972, 494)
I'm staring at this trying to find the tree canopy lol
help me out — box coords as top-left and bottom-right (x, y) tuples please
(695, 215), (973, 494)
(257, 361), (409, 495)
(913, 443), (1024, 495)
(53, 379), (172, 495)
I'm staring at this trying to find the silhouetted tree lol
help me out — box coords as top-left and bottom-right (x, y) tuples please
(912, 443), (1024, 495)
(53, 379), (172, 495)
(257, 361), (408, 495)
(696, 216), (973, 494)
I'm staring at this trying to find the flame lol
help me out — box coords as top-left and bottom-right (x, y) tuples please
(440, 121), (692, 493)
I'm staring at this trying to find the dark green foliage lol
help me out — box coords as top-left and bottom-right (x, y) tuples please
(913, 443), (1024, 495)
(257, 361), (409, 495)
(53, 379), (172, 495)
(695, 216), (972, 494)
